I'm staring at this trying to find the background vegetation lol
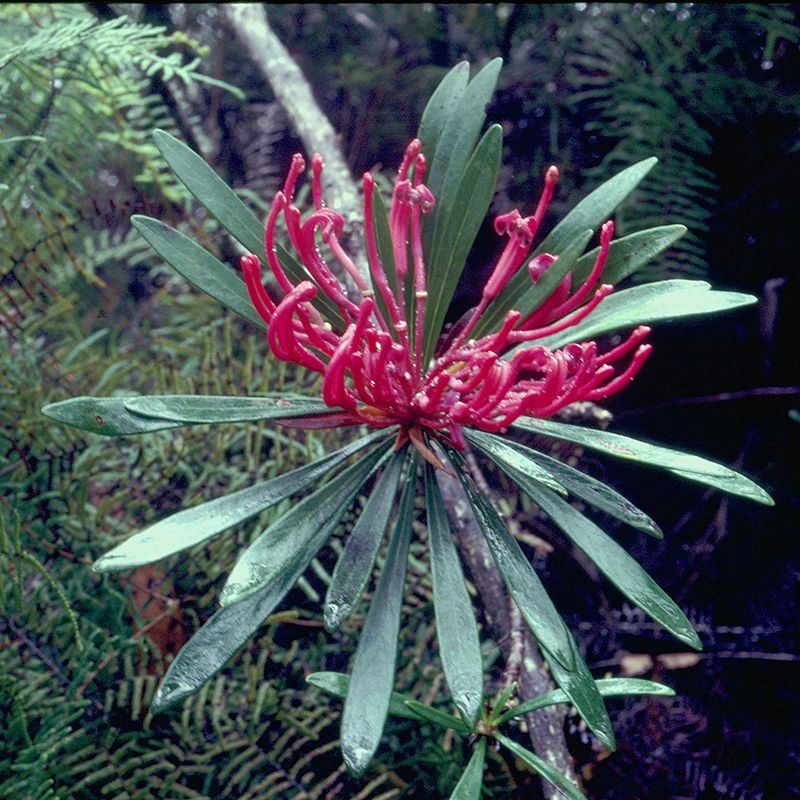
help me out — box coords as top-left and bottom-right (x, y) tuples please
(2, 4), (798, 798)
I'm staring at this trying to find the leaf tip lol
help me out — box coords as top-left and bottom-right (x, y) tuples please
(342, 743), (373, 778)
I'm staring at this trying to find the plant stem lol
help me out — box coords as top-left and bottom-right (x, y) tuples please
(436, 453), (581, 800)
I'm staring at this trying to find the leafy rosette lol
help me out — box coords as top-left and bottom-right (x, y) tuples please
(43, 59), (772, 788)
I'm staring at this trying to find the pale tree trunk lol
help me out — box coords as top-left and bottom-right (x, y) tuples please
(221, 6), (580, 797)
(221, 3), (365, 282)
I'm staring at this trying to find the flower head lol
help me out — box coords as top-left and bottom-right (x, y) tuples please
(241, 141), (652, 458)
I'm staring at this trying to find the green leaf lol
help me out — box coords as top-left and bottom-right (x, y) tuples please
(534, 280), (757, 351)
(535, 157), (658, 258)
(418, 62), (469, 169)
(495, 733), (584, 800)
(447, 449), (573, 670)
(422, 58), (502, 355)
(473, 160), (661, 348)
(429, 56), (502, 200)
(510, 478), (702, 649)
(466, 429), (661, 537)
(324, 450), (407, 630)
(425, 464), (484, 724)
(473, 228), (594, 341)
(495, 678), (675, 726)
(150, 442), (393, 712)
(464, 430), (567, 496)
(151, 129), (345, 328)
(154, 129), (264, 254)
(403, 699), (471, 735)
(93, 431), (388, 573)
(543, 633), (615, 750)
(570, 224), (687, 286)
(220, 441), (393, 607)
(306, 671), (423, 721)
(131, 216), (267, 329)
(341, 465), (416, 776)
(42, 396), (182, 436)
(489, 682), (519, 724)
(513, 417), (774, 506)
(449, 737), (486, 800)
(422, 124), (503, 365)
(124, 394), (336, 424)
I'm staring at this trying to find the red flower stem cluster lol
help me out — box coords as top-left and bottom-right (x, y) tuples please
(241, 141), (652, 450)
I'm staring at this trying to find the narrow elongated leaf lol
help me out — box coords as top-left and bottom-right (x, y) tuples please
(474, 228), (594, 341)
(341, 466), (417, 776)
(324, 450), (407, 630)
(151, 576), (279, 711)
(149, 443), (390, 712)
(403, 699), (471, 735)
(449, 737), (486, 800)
(466, 429), (661, 537)
(423, 60), (502, 343)
(495, 733), (584, 800)
(447, 451), (573, 670)
(570, 224), (687, 286)
(42, 396), (182, 436)
(306, 671), (424, 721)
(447, 452), (614, 748)
(544, 632), (615, 749)
(131, 216), (267, 329)
(151, 129), (345, 328)
(535, 279), (757, 351)
(425, 465), (484, 724)
(154, 129), (265, 255)
(473, 160), (660, 344)
(463, 430), (567, 496)
(220, 440), (393, 606)
(421, 124), (502, 365)
(534, 157), (658, 258)
(511, 476), (702, 649)
(495, 678), (675, 726)
(424, 59), (501, 203)
(513, 417), (773, 505)
(418, 62), (469, 170)
(124, 394), (335, 424)
(93, 431), (388, 573)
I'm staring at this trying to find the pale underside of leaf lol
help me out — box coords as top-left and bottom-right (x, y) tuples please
(513, 416), (773, 505)
(93, 430), (387, 572)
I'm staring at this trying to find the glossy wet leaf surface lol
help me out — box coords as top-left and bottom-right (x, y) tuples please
(220, 440), (393, 606)
(425, 464), (484, 724)
(93, 431), (387, 573)
(324, 450), (407, 630)
(42, 396), (181, 436)
(535, 279), (757, 351)
(341, 467), (416, 776)
(150, 442), (392, 711)
(124, 394), (335, 423)
(510, 473), (702, 650)
(449, 456), (573, 671)
(495, 732), (584, 800)
(467, 429), (661, 537)
(131, 216), (268, 330)
(514, 417), (774, 505)
(448, 737), (486, 800)
(495, 677), (675, 726)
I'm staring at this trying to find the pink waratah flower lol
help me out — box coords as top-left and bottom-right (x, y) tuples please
(240, 140), (652, 466)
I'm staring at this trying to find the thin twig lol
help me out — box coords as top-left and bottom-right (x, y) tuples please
(617, 385), (800, 419)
